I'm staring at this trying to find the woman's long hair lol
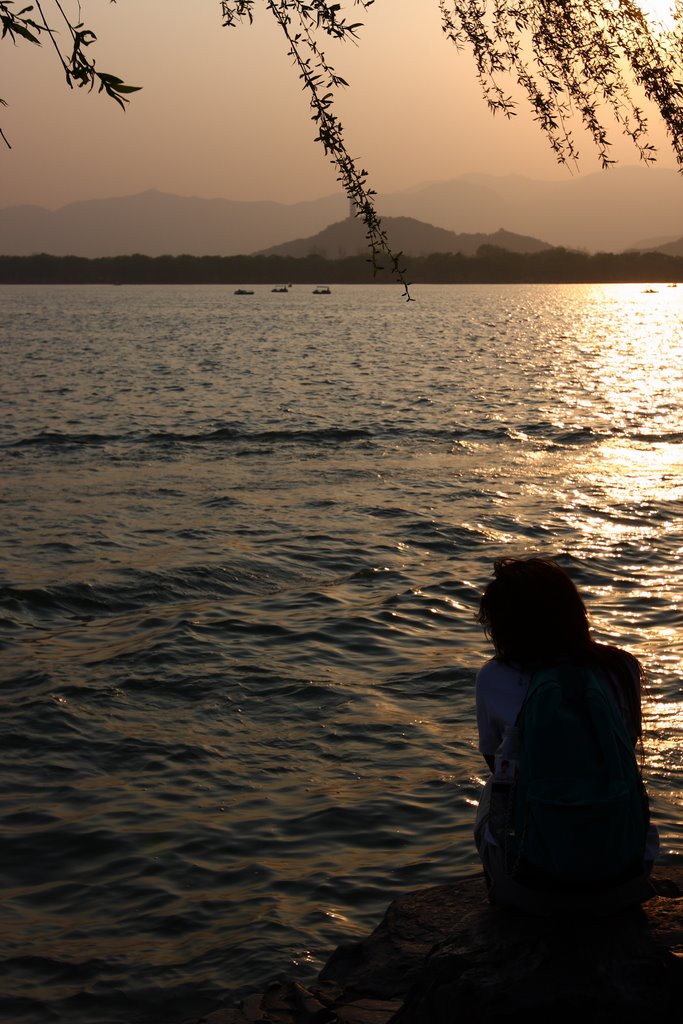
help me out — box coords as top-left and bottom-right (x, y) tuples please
(477, 557), (643, 737)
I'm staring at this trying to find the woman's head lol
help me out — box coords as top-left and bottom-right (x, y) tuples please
(477, 557), (592, 665)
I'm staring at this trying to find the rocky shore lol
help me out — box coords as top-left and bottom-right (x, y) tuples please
(189, 867), (683, 1024)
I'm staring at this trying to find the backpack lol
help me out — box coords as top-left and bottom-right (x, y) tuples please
(505, 663), (649, 890)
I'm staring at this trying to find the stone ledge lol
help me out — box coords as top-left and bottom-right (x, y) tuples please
(191, 867), (683, 1024)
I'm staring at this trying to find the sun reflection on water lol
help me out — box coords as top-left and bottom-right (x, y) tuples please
(564, 285), (683, 810)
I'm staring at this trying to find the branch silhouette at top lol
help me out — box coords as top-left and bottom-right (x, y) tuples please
(3, 1), (683, 298)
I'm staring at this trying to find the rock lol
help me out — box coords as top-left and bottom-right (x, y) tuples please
(199, 868), (683, 1024)
(394, 877), (683, 1022)
(317, 875), (488, 1000)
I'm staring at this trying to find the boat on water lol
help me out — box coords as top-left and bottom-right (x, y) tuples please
(271, 286), (289, 293)
(234, 288), (254, 295)
(312, 286), (331, 295)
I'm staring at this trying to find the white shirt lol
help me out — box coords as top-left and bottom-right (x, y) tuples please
(476, 659), (531, 758)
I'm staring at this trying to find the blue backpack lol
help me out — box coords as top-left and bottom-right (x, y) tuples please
(506, 664), (649, 889)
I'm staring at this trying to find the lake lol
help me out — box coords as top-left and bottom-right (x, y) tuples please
(1, 282), (682, 1023)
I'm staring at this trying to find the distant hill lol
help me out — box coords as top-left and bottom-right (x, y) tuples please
(0, 189), (347, 259)
(259, 216), (551, 258)
(379, 166), (683, 254)
(648, 236), (683, 258)
(0, 166), (681, 256)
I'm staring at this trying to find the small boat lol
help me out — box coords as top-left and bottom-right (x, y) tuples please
(234, 288), (254, 295)
(642, 287), (658, 294)
(271, 286), (289, 293)
(312, 286), (331, 295)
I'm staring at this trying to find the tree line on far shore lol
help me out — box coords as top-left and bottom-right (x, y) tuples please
(0, 247), (681, 285)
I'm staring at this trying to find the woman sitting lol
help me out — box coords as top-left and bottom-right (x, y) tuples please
(474, 556), (659, 914)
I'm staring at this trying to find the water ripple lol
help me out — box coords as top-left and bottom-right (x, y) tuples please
(1, 283), (681, 1023)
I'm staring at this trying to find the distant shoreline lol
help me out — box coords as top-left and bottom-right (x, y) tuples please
(1, 249), (681, 285)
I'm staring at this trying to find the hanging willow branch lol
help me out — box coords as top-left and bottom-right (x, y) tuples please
(438, 1), (683, 168)
(219, 2), (411, 295)
(3, 2), (683, 293)
(1, 0), (140, 150)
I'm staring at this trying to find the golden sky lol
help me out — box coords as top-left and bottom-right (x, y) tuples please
(1, 1), (680, 209)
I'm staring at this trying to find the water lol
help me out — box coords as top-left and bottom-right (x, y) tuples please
(1, 282), (682, 1023)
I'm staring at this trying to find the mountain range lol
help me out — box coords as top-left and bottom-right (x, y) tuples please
(1, 166), (681, 257)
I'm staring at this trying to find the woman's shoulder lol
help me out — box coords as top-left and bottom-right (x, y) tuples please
(476, 658), (531, 690)
(476, 657), (510, 682)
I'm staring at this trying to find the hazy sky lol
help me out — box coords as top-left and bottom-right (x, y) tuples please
(2, 1), (680, 209)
